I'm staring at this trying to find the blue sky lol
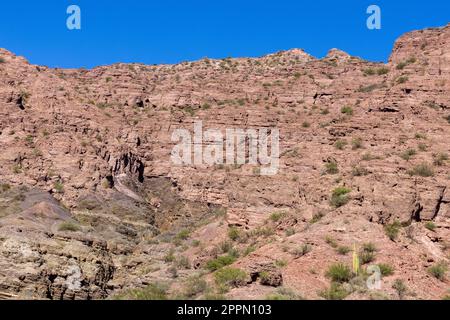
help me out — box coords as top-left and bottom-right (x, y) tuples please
(0, 1), (448, 68)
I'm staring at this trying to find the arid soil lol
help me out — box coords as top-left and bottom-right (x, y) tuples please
(0, 24), (449, 300)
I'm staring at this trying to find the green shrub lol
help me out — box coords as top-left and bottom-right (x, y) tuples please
(351, 137), (363, 150)
(214, 267), (247, 288)
(334, 140), (347, 150)
(325, 263), (352, 283)
(396, 76), (409, 84)
(363, 68), (376, 76)
(401, 148), (416, 161)
(359, 251), (375, 265)
(330, 187), (351, 208)
(352, 166), (369, 177)
(425, 221), (436, 231)
(310, 212), (324, 224)
(0, 57), (5, 63)
(428, 262), (448, 281)
(58, 221), (80, 232)
(325, 161), (339, 174)
(266, 287), (300, 300)
(341, 106), (353, 115)
(116, 283), (168, 300)
(293, 244), (312, 257)
(378, 263), (394, 277)
(206, 255), (236, 271)
(392, 279), (407, 300)
(407, 163), (434, 177)
(433, 153), (448, 166)
(319, 283), (349, 300)
(302, 121), (310, 128)
(384, 221), (402, 240)
(175, 256), (191, 269)
(228, 227), (242, 241)
(336, 246), (351, 255)
(325, 236), (338, 248)
(376, 67), (389, 75)
(176, 229), (190, 240)
(269, 212), (285, 222)
(184, 275), (207, 298)
(53, 181), (64, 193)
(164, 249), (175, 263)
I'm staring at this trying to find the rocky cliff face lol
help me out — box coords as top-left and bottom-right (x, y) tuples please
(0, 24), (449, 300)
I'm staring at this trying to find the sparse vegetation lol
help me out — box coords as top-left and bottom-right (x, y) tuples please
(330, 187), (351, 208)
(351, 137), (363, 150)
(269, 212), (285, 222)
(334, 140), (347, 150)
(425, 221), (437, 231)
(293, 244), (312, 258)
(337, 245), (351, 255)
(115, 283), (168, 300)
(325, 263), (352, 283)
(401, 148), (416, 161)
(309, 212), (324, 224)
(58, 221), (80, 232)
(184, 275), (207, 298)
(352, 166), (369, 177)
(319, 283), (349, 300)
(206, 255), (236, 271)
(214, 267), (247, 290)
(392, 279), (407, 300)
(433, 153), (448, 166)
(384, 220), (402, 240)
(53, 181), (64, 193)
(407, 163), (434, 177)
(428, 262), (448, 281)
(378, 263), (394, 277)
(325, 161), (339, 174)
(341, 106), (353, 115)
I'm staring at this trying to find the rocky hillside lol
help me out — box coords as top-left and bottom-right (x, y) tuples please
(0, 24), (449, 300)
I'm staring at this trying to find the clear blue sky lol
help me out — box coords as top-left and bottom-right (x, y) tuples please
(0, 0), (448, 68)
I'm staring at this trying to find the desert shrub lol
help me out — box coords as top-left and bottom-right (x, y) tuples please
(400, 148), (416, 160)
(219, 241), (233, 253)
(269, 212), (285, 222)
(184, 275), (207, 298)
(376, 67), (389, 75)
(164, 249), (175, 263)
(0, 184), (11, 192)
(176, 229), (190, 240)
(433, 153), (448, 166)
(418, 143), (427, 152)
(326, 263), (352, 283)
(351, 137), (363, 150)
(336, 246), (351, 255)
(341, 106), (353, 115)
(407, 163), (434, 177)
(359, 250), (375, 265)
(384, 220), (402, 240)
(206, 255), (236, 271)
(266, 287), (300, 300)
(363, 68), (375, 76)
(396, 62), (407, 70)
(425, 221), (436, 231)
(334, 140), (347, 150)
(0, 57), (5, 63)
(325, 161), (339, 174)
(392, 279), (407, 300)
(116, 283), (168, 300)
(352, 166), (369, 176)
(175, 256), (191, 269)
(275, 259), (287, 267)
(377, 263), (394, 277)
(428, 262), (448, 281)
(228, 227), (242, 241)
(214, 267), (247, 289)
(302, 121), (310, 128)
(319, 283), (349, 300)
(445, 115), (450, 124)
(330, 187), (351, 208)
(310, 212), (324, 224)
(58, 221), (80, 232)
(293, 244), (312, 258)
(396, 76), (409, 84)
(325, 236), (338, 248)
